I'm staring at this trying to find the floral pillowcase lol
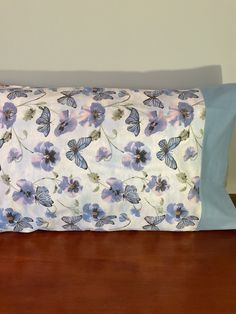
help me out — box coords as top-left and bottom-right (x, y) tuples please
(0, 84), (234, 232)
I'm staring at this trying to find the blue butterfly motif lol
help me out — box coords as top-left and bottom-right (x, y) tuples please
(95, 215), (117, 228)
(66, 137), (92, 169)
(123, 185), (140, 204)
(143, 215), (166, 230)
(61, 216), (83, 230)
(57, 90), (80, 108)
(92, 88), (116, 101)
(36, 106), (51, 137)
(7, 88), (32, 100)
(143, 90), (164, 108)
(125, 108), (140, 137)
(35, 186), (54, 207)
(156, 137), (181, 170)
(176, 216), (199, 229)
(174, 89), (199, 100)
(13, 217), (34, 232)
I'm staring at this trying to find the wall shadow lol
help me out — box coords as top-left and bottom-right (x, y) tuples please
(0, 65), (222, 89)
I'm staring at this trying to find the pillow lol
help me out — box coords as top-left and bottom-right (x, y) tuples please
(0, 84), (235, 232)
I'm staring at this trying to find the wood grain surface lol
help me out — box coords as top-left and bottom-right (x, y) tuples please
(0, 196), (235, 314)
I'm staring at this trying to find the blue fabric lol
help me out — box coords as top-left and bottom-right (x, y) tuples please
(198, 84), (236, 230)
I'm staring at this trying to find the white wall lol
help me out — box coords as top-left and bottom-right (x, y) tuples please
(0, 0), (235, 191)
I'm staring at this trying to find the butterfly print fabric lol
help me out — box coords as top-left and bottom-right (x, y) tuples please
(0, 85), (205, 232)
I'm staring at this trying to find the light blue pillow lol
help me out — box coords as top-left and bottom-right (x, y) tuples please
(0, 84), (235, 232)
(199, 84), (236, 230)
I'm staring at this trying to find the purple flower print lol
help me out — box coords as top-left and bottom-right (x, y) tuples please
(54, 110), (77, 136)
(96, 147), (111, 162)
(184, 147), (197, 161)
(101, 178), (124, 203)
(0, 102), (17, 129)
(1, 208), (33, 231)
(4, 208), (22, 225)
(188, 176), (200, 202)
(168, 102), (194, 127)
(144, 111), (167, 136)
(0, 208), (9, 229)
(166, 203), (189, 224)
(58, 176), (83, 197)
(131, 207), (141, 217)
(79, 102), (105, 128)
(7, 148), (22, 163)
(122, 141), (151, 171)
(12, 179), (36, 205)
(32, 141), (60, 172)
(146, 175), (170, 195)
(82, 203), (106, 222)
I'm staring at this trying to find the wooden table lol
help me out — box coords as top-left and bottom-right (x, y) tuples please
(1, 195), (236, 314)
